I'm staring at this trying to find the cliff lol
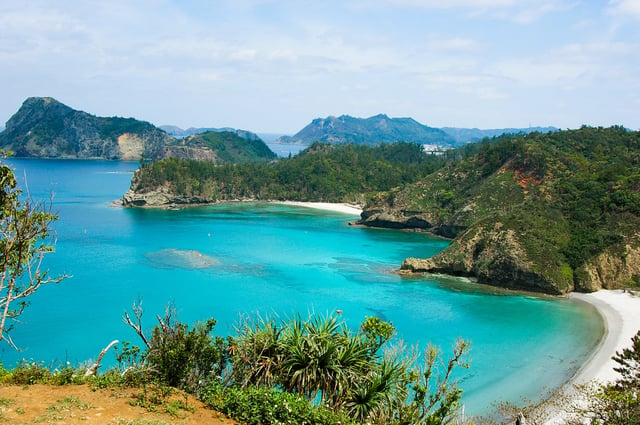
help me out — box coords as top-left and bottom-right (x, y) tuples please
(0, 97), (174, 160)
(360, 127), (640, 294)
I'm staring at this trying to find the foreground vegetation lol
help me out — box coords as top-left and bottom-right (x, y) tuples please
(1, 309), (638, 424)
(0, 305), (471, 425)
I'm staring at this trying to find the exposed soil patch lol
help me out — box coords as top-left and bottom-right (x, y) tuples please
(0, 384), (235, 425)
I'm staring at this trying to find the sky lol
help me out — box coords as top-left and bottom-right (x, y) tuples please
(1, 1), (639, 134)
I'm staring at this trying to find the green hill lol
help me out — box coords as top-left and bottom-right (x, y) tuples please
(360, 126), (640, 294)
(0, 97), (174, 160)
(182, 131), (277, 163)
(0, 97), (276, 163)
(122, 142), (444, 207)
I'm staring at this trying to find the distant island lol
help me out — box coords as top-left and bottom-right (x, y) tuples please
(0, 97), (276, 162)
(123, 126), (640, 295)
(274, 114), (556, 147)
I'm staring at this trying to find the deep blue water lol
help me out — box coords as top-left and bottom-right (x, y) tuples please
(1, 159), (603, 416)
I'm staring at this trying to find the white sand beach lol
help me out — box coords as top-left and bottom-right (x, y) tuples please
(570, 290), (640, 385)
(275, 201), (363, 216)
(544, 289), (640, 424)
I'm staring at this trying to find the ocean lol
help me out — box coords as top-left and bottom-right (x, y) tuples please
(2, 158), (603, 416)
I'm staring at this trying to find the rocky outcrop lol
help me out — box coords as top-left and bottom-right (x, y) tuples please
(118, 133), (145, 160)
(121, 186), (213, 208)
(399, 223), (573, 295)
(575, 242), (640, 292)
(358, 206), (465, 238)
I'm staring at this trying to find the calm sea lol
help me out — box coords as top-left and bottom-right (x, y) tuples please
(2, 158), (603, 416)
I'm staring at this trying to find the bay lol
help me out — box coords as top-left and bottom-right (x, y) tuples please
(1, 158), (603, 416)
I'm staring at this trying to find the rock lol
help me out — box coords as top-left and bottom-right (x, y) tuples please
(399, 223), (573, 295)
(575, 242), (640, 292)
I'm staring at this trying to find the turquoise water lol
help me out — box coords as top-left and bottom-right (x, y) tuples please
(2, 159), (603, 416)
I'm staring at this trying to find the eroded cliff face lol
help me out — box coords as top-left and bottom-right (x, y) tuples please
(121, 187), (212, 208)
(118, 134), (145, 160)
(399, 222), (573, 295)
(358, 205), (465, 238)
(575, 241), (640, 292)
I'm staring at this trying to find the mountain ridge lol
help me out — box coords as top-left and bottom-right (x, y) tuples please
(276, 114), (457, 146)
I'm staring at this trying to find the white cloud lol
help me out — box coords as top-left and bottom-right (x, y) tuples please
(493, 41), (636, 87)
(423, 36), (482, 53)
(608, 0), (640, 20)
(513, 1), (578, 24)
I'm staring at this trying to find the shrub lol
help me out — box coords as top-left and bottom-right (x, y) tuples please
(202, 383), (359, 425)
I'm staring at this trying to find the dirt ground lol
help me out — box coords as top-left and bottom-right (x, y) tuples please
(0, 384), (236, 425)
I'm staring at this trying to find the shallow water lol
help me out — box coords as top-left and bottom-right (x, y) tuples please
(2, 159), (603, 416)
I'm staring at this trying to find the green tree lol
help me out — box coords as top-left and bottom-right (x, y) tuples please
(230, 312), (470, 425)
(0, 160), (66, 348)
(577, 330), (640, 424)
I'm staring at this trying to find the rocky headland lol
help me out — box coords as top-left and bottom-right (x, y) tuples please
(359, 127), (640, 295)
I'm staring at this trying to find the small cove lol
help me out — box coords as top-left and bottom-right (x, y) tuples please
(2, 158), (604, 416)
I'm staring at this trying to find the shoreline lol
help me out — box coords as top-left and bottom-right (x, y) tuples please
(542, 289), (640, 424)
(568, 290), (640, 385)
(273, 200), (363, 216)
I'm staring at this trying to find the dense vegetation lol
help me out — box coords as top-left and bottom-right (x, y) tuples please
(0, 97), (174, 159)
(0, 97), (276, 162)
(366, 126), (640, 293)
(131, 141), (445, 204)
(183, 130), (277, 163)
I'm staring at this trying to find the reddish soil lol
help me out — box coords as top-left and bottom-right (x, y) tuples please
(0, 384), (236, 425)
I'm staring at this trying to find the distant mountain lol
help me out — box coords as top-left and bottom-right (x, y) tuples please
(160, 125), (262, 142)
(0, 97), (174, 160)
(441, 126), (558, 145)
(276, 114), (457, 147)
(0, 98), (276, 162)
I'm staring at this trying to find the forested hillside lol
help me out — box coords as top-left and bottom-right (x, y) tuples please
(361, 126), (640, 293)
(0, 97), (174, 160)
(123, 142), (444, 206)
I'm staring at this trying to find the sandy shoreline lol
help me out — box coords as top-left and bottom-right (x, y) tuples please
(569, 290), (640, 385)
(274, 201), (363, 216)
(542, 289), (640, 424)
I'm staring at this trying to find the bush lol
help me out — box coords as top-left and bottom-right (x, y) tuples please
(202, 383), (359, 425)
(142, 308), (229, 396)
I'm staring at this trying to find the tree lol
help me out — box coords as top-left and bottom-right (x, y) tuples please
(230, 312), (471, 424)
(0, 161), (66, 349)
(575, 330), (640, 425)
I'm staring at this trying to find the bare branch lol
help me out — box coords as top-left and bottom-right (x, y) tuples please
(122, 298), (151, 349)
(84, 339), (119, 377)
